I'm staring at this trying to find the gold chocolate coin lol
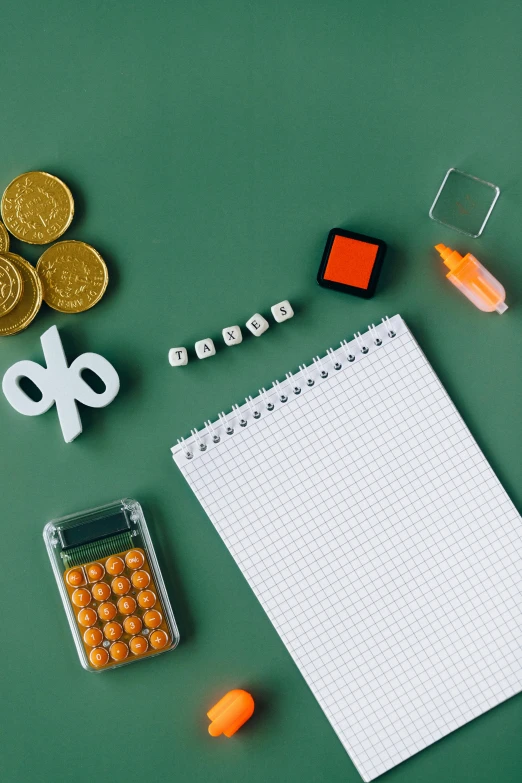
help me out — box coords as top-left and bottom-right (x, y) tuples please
(0, 221), (9, 252)
(36, 240), (108, 313)
(1, 171), (74, 244)
(0, 254), (23, 317)
(0, 253), (42, 336)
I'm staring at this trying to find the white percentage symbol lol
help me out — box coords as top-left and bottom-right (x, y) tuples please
(2, 325), (120, 443)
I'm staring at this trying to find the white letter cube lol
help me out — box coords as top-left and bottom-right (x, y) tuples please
(195, 338), (216, 359)
(246, 313), (269, 336)
(168, 347), (188, 366)
(271, 300), (294, 323)
(222, 325), (243, 346)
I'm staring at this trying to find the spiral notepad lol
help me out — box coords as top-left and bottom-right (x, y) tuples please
(171, 314), (522, 781)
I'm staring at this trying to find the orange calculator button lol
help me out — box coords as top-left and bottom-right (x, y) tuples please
(84, 627), (103, 647)
(143, 609), (162, 629)
(104, 621), (123, 641)
(98, 602), (117, 621)
(131, 570), (150, 589)
(117, 596), (136, 615)
(77, 607), (97, 627)
(86, 563), (105, 582)
(149, 630), (169, 650)
(106, 556), (125, 576)
(111, 576), (131, 595)
(110, 641), (129, 661)
(123, 615), (142, 635)
(92, 582), (111, 601)
(125, 550), (145, 569)
(137, 590), (156, 609)
(130, 636), (148, 655)
(90, 647), (109, 667)
(67, 568), (85, 587)
(72, 588), (91, 607)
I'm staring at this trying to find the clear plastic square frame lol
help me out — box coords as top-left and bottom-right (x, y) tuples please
(429, 168), (500, 238)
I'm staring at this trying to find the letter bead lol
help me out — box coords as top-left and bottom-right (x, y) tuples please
(246, 313), (269, 336)
(168, 347), (188, 366)
(195, 339), (216, 359)
(222, 325), (243, 346)
(271, 300), (294, 323)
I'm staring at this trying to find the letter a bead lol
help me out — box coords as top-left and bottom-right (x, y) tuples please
(195, 339), (216, 359)
(246, 314), (269, 336)
(168, 347), (188, 366)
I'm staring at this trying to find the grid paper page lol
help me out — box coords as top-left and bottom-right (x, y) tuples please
(173, 315), (522, 781)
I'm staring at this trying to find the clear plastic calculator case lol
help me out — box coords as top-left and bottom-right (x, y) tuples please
(43, 498), (180, 672)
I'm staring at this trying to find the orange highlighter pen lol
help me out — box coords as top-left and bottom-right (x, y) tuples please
(435, 244), (508, 314)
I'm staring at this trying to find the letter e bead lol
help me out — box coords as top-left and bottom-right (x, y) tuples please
(246, 313), (269, 336)
(195, 338), (216, 359)
(271, 300), (294, 323)
(169, 347), (188, 366)
(222, 325), (243, 346)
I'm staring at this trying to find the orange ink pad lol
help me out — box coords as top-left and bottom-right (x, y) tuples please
(317, 228), (387, 299)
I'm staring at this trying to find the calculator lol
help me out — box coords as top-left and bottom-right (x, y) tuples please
(44, 498), (180, 671)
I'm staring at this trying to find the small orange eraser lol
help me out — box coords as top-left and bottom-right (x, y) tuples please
(207, 689), (255, 737)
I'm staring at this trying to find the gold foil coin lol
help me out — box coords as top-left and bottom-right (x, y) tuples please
(0, 254), (23, 317)
(36, 240), (108, 313)
(0, 253), (42, 336)
(0, 221), (9, 252)
(1, 171), (74, 244)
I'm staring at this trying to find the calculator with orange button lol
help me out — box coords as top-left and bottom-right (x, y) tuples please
(44, 498), (179, 671)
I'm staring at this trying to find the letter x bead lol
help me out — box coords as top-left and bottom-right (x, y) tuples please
(195, 338), (216, 359)
(168, 347), (188, 366)
(246, 313), (269, 336)
(222, 325), (243, 346)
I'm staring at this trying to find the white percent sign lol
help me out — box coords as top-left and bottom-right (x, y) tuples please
(2, 325), (120, 443)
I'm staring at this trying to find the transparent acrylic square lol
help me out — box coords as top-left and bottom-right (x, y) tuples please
(429, 168), (500, 238)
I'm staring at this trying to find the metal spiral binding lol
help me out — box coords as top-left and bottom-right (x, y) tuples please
(272, 380), (288, 403)
(313, 355), (328, 378)
(245, 395), (261, 419)
(232, 403), (247, 427)
(354, 331), (369, 354)
(191, 428), (207, 451)
(259, 387), (275, 411)
(326, 347), (342, 371)
(204, 420), (220, 443)
(218, 411), (234, 435)
(340, 340), (355, 362)
(368, 323), (382, 346)
(286, 371), (301, 395)
(382, 315), (396, 338)
(299, 363), (314, 386)
(177, 437), (193, 460)
(178, 316), (396, 459)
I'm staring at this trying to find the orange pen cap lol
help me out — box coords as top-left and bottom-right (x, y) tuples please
(207, 689), (255, 737)
(435, 243), (464, 271)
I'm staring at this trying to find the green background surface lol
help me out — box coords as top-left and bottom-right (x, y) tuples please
(1, 2), (521, 781)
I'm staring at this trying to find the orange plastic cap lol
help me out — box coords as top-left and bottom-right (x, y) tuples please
(207, 689), (255, 737)
(434, 243), (463, 272)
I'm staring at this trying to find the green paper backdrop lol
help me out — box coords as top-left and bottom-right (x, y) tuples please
(1, 2), (521, 782)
